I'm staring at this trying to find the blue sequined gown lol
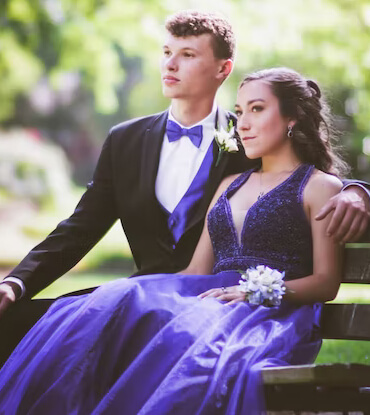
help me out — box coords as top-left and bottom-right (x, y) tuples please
(0, 164), (322, 415)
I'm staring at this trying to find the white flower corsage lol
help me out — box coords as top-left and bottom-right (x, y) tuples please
(238, 265), (286, 307)
(214, 120), (239, 167)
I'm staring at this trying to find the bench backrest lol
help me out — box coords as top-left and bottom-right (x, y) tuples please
(321, 227), (370, 340)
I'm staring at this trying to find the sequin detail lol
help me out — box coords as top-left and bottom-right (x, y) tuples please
(208, 164), (314, 279)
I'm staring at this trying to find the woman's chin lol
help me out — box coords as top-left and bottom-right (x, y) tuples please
(242, 148), (263, 160)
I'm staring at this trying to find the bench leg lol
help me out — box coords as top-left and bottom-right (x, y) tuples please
(0, 299), (54, 368)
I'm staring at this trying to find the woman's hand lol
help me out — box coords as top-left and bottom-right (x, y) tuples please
(198, 285), (246, 306)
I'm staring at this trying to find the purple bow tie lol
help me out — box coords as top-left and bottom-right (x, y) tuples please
(166, 120), (203, 148)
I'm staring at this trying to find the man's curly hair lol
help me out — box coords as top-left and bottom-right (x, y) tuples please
(165, 10), (235, 60)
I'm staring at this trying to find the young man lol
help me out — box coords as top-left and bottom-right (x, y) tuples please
(0, 11), (369, 355)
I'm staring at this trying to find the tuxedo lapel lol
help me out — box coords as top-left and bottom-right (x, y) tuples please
(184, 107), (231, 234)
(140, 111), (168, 195)
(140, 111), (169, 233)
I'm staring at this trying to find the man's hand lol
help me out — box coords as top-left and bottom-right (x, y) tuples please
(315, 186), (370, 243)
(0, 282), (20, 318)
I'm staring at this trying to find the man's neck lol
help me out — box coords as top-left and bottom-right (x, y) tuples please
(170, 97), (216, 127)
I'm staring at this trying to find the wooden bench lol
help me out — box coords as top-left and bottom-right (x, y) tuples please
(262, 227), (370, 414)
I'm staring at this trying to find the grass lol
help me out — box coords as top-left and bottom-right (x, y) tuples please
(33, 272), (126, 299)
(34, 274), (370, 365)
(316, 339), (370, 364)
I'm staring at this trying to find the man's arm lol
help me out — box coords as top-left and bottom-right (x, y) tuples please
(315, 179), (370, 243)
(342, 179), (370, 199)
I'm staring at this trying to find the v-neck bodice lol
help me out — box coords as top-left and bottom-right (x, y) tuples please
(207, 164), (315, 280)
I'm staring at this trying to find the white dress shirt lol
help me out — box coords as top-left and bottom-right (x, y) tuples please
(155, 103), (217, 213)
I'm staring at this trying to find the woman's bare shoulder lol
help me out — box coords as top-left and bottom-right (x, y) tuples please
(305, 169), (342, 205)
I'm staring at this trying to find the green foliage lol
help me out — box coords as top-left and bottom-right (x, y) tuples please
(317, 339), (370, 364)
(1, 0), (167, 117)
(1, 0), (370, 170)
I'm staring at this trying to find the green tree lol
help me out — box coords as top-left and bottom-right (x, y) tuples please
(1, 0), (370, 177)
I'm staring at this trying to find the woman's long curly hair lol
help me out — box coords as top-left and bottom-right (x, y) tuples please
(239, 67), (350, 176)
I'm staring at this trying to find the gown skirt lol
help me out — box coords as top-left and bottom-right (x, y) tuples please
(0, 271), (322, 415)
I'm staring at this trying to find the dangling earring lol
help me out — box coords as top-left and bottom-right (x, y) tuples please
(287, 125), (293, 138)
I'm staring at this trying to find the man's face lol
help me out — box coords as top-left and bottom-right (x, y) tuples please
(161, 33), (226, 101)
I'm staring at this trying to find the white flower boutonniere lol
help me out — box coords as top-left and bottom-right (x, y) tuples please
(238, 265), (286, 307)
(214, 119), (239, 167)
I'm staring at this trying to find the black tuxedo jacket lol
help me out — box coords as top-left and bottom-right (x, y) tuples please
(9, 108), (254, 298)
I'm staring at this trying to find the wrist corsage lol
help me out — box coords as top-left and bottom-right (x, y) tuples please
(238, 265), (286, 307)
(214, 119), (239, 167)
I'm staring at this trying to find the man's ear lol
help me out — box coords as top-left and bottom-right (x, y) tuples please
(217, 59), (233, 82)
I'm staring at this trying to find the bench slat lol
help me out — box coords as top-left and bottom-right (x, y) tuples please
(357, 226), (370, 243)
(321, 303), (370, 340)
(343, 247), (370, 283)
(262, 363), (370, 386)
(263, 383), (370, 411)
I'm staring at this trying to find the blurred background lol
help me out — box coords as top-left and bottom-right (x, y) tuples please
(0, 0), (370, 328)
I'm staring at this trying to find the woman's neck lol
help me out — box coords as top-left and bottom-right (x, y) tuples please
(260, 148), (302, 174)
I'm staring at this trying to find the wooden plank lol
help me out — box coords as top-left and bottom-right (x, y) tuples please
(262, 363), (370, 386)
(357, 226), (370, 243)
(343, 247), (370, 283)
(264, 383), (370, 411)
(321, 303), (370, 340)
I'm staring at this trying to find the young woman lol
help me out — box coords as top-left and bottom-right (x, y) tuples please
(0, 68), (344, 414)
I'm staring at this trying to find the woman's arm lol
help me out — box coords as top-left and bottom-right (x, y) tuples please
(181, 175), (238, 275)
(284, 170), (343, 304)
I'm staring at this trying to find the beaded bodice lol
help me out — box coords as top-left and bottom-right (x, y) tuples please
(208, 164), (315, 280)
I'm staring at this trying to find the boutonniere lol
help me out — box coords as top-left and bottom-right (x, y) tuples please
(214, 119), (239, 167)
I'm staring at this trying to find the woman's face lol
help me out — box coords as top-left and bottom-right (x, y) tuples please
(235, 80), (292, 159)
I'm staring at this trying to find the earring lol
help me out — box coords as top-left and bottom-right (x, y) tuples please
(287, 125), (293, 138)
